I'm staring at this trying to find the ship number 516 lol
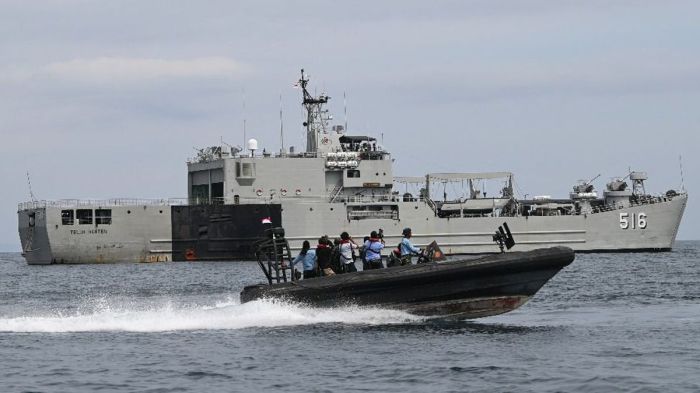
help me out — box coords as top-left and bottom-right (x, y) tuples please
(619, 212), (647, 229)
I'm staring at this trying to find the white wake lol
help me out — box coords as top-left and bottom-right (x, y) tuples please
(0, 297), (422, 333)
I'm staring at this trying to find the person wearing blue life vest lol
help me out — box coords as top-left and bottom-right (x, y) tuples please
(291, 240), (317, 279)
(400, 227), (421, 266)
(364, 231), (385, 269)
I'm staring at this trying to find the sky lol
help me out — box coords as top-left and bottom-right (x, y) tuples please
(1, 0), (698, 251)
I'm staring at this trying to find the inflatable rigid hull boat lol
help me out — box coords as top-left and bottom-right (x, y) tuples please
(240, 246), (575, 319)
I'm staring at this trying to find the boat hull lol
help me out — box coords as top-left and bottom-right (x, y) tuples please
(240, 246), (575, 319)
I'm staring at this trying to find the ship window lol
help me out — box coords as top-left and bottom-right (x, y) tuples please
(191, 185), (209, 204)
(211, 182), (224, 204)
(236, 162), (256, 178)
(76, 209), (93, 225)
(347, 170), (361, 178)
(95, 209), (112, 225)
(61, 210), (74, 225)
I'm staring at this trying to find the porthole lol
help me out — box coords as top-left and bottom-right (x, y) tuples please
(127, 210), (131, 214)
(309, 207), (314, 211)
(159, 210), (163, 214)
(330, 207), (334, 211)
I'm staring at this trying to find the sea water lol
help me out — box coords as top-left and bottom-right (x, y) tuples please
(1, 242), (698, 392)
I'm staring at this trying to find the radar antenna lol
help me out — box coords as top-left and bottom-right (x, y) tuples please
(298, 69), (330, 153)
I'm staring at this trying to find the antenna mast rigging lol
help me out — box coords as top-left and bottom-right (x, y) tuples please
(298, 69), (330, 153)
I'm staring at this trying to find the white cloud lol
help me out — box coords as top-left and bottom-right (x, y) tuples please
(43, 56), (248, 81)
(1, 57), (249, 84)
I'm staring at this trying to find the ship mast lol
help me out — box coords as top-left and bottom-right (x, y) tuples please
(298, 69), (330, 153)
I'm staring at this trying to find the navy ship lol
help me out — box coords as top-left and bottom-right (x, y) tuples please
(17, 70), (688, 264)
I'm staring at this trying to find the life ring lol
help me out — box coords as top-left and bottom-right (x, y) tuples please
(295, 189), (302, 196)
(321, 137), (330, 145)
(185, 249), (196, 261)
(256, 189), (263, 196)
(281, 189), (287, 196)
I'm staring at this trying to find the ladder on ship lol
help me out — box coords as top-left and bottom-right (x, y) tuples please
(254, 227), (296, 285)
(329, 184), (344, 203)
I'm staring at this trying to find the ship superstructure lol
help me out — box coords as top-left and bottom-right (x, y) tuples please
(17, 70), (687, 264)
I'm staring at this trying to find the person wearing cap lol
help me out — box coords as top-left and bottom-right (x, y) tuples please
(338, 231), (359, 273)
(291, 240), (317, 279)
(364, 230), (385, 269)
(400, 228), (421, 265)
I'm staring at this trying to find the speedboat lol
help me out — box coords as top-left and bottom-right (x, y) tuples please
(239, 227), (574, 319)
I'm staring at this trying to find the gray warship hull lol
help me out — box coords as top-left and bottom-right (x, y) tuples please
(18, 192), (686, 264)
(17, 69), (689, 264)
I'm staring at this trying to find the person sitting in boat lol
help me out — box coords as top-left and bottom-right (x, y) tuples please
(291, 240), (317, 279)
(330, 237), (342, 273)
(364, 231), (385, 269)
(338, 231), (359, 273)
(316, 236), (335, 276)
(400, 228), (421, 265)
(360, 236), (371, 270)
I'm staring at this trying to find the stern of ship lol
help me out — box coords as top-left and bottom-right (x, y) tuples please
(18, 204), (53, 264)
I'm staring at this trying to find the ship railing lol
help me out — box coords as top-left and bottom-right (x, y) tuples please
(18, 198), (188, 210)
(628, 194), (671, 207)
(588, 204), (619, 214)
(344, 195), (392, 204)
(347, 210), (399, 220)
(582, 194), (672, 215)
(341, 195), (431, 204)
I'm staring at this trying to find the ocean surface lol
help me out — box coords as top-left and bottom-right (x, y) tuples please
(1, 242), (699, 393)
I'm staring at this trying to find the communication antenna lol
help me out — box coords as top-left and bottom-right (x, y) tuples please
(298, 68), (329, 153)
(679, 154), (685, 191)
(242, 87), (247, 154)
(344, 91), (348, 132)
(26, 171), (37, 202)
(279, 93), (285, 154)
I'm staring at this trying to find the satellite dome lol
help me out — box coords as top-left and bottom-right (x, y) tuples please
(247, 138), (258, 151)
